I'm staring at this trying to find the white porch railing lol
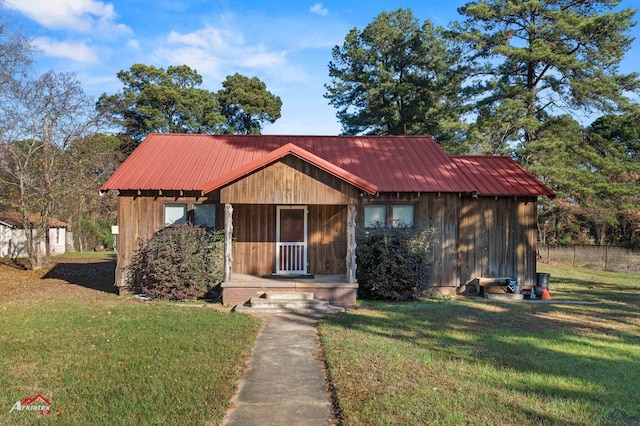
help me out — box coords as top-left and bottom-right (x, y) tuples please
(276, 242), (306, 274)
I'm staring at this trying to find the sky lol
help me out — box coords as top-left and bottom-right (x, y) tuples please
(1, 0), (639, 136)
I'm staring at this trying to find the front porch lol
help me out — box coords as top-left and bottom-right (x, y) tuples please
(221, 274), (358, 306)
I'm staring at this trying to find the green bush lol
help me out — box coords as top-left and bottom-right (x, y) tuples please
(77, 217), (115, 250)
(127, 224), (224, 300)
(356, 227), (435, 301)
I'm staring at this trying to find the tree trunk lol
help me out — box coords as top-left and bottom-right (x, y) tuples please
(224, 204), (233, 283)
(346, 204), (357, 284)
(65, 216), (76, 252)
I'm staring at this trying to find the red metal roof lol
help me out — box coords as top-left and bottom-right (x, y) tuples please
(451, 156), (556, 197)
(101, 134), (553, 197)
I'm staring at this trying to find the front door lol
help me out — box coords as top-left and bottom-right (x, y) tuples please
(276, 206), (307, 274)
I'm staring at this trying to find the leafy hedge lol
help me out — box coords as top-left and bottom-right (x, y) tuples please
(127, 224), (224, 300)
(356, 227), (436, 301)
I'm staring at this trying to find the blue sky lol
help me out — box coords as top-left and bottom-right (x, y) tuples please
(2, 0), (639, 135)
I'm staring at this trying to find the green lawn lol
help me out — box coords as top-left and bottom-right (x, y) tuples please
(0, 254), (261, 425)
(319, 266), (640, 425)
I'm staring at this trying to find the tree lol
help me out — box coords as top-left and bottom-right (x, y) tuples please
(325, 8), (467, 151)
(0, 20), (33, 212)
(97, 64), (225, 148)
(585, 113), (640, 247)
(453, 0), (640, 152)
(524, 114), (640, 247)
(56, 133), (123, 252)
(0, 21), (32, 90)
(218, 73), (282, 134)
(0, 71), (98, 268)
(98, 65), (282, 149)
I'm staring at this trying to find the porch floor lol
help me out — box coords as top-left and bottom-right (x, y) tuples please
(222, 274), (358, 307)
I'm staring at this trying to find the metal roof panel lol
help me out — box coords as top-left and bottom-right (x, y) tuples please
(101, 134), (553, 197)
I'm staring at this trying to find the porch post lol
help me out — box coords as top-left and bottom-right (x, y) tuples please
(346, 203), (357, 283)
(223, 203), (233, 283)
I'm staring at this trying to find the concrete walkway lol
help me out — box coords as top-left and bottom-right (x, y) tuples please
(222, 312), (333, 426)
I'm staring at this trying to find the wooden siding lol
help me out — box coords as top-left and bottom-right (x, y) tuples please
(360, 193), (538, 288)
(115, 192), (219, 286)
(220, 156), (359, 205)
(115, 189), (539, 293)
(458, 196), (537, 288)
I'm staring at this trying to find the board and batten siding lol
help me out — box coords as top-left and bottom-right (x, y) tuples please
(360, 193), (539, 289)
(458, 196), (538, 288)
(116, 197), (349, 282)
(220, 156), (359, 205)
(115, 192), (220, 287)
(115, 189), (539, 291)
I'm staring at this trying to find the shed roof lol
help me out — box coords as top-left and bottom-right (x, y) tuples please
(451, 156), (555, 197)
(0, 212), (68, 228)
(101, 134), (554, 197)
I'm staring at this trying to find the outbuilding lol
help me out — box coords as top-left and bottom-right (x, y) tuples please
(0, 212), (68, 258)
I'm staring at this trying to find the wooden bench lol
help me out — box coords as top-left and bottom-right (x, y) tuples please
(474, 277), (514, 295)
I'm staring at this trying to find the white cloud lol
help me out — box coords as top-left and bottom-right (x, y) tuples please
(155, 25), (305, 83)
(309, 3), (328, 16)
(154, 45), (224, 80)
(167, 28), (228, 50)
(34, 37), (99, 63)
(4, 0), (132, 36)
(127, 39), (140, 50)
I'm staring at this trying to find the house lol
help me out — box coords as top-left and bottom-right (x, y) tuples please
(100, 134), (554, 305)
(0, 212), (68, 258)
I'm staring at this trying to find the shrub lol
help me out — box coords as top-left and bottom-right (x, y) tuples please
(127, 224), (224, 300)
(356, 226), (436, 301)
(77, 217), (115, 250)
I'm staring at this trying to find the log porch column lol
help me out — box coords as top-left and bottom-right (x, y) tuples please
(224, 203), (233, 283)
(346, 203), (357, 283)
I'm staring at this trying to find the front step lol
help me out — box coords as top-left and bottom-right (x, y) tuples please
(234, 292), (345, 314)
(264, 292), (314, 300)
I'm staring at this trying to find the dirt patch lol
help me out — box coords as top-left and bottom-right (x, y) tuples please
(0, 254), (118, 304)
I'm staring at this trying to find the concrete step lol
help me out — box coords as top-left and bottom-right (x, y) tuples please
(264, 292), (314, 300)
(249, 297), (328, 309)
(234, 292), (345, 314)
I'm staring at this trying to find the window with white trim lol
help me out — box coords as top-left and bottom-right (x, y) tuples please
(392, 205), (414, 227)
(164, 204), (187, 226)
(56, 228), (61, 245)
(364, 205), (386, 228)
(194, 204), (216, 228)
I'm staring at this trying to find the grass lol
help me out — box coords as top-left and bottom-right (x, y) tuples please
(0, 253), (262, 425)
(319, 265), (640, 425)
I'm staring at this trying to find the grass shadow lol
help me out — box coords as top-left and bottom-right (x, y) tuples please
(42, 259), (117, 294)
(322, 299), (640, 419)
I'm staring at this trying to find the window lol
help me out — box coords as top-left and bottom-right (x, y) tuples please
(164, 204), (187, 226)
(392, 205), (414, 227)
(364, 205), (386, 228)
(55, 228), (61, 245)
(194, 204), (216, 228)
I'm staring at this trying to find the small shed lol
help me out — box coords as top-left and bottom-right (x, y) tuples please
(0, 212), (68, 258)
(101, 134), (554, 305)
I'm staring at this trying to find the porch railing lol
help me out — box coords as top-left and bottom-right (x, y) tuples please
(276, 242), (306, 274)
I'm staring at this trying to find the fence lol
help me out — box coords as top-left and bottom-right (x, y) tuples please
(538, 244), (640, 275)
